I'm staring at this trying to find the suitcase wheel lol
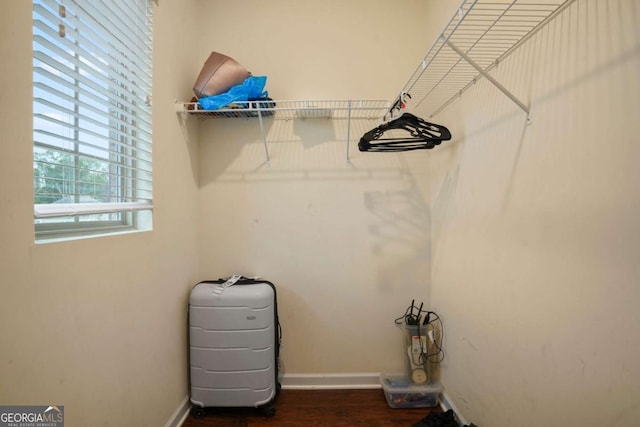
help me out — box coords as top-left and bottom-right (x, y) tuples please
(190, 406), (206, 419)
(261, 404), (276, 417)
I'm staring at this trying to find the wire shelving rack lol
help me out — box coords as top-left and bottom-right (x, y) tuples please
(394, 0), (574, 121)
(175, 99), (391, 165)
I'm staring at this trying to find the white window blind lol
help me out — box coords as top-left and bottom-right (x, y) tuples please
(33, 0), (153, 238)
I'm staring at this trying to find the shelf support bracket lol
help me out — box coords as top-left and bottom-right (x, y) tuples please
(444, 38), (530, 120)
(345, 100), (352, 165)
(256, 108), (271, 166)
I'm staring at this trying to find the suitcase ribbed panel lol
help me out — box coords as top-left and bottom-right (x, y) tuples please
(190, 282), (273, 308)
(190, 324), (273, 349)
(189, 282), (278, 409)
(191, 347), (273, 371)
(190, 306), (273, 331)
(190, 367), (273, 389)
(191, 386), (275, 408)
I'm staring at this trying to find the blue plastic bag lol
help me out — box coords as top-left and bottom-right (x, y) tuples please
(198, 76), (268, 110)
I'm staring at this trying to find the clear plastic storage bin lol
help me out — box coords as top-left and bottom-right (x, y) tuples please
(381, 373), (442, 409)
(402, 324), (440, 384)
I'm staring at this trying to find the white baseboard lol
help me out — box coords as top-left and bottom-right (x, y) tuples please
(281, 372), (382, 390)
(439, 390), (469, 426)
(167, 377), (461, 426)
(164, 374), (381, 426)
(165, 395), (190, 427)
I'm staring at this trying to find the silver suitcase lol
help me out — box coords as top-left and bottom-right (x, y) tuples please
(189, 278), (280, 418)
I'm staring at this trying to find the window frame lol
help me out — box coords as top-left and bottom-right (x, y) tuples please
(32, 0), (153, 242)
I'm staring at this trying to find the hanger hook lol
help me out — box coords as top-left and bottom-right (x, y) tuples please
(399, 92), (412, 109)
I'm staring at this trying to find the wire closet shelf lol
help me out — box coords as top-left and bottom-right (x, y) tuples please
(395, 0), (572, 120)
(175, 99), (391, 166)
(175, 99), (391, 120)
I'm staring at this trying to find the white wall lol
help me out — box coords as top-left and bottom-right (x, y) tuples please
(193, 0), (436, 375)
(4, 1), (637, 425)
(0, 1), (200, 425)
(427, 1), (640, 426)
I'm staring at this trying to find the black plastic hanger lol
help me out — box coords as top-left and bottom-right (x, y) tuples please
(359, 93), (451, 152)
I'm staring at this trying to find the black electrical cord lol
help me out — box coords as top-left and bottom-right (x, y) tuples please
(425, 311), (445, 364)
(395, 302), (445, 368)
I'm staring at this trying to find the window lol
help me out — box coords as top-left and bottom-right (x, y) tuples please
(32, 0), (153, 241)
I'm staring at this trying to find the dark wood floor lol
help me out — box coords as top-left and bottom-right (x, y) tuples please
(182, 389), (441, 427)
